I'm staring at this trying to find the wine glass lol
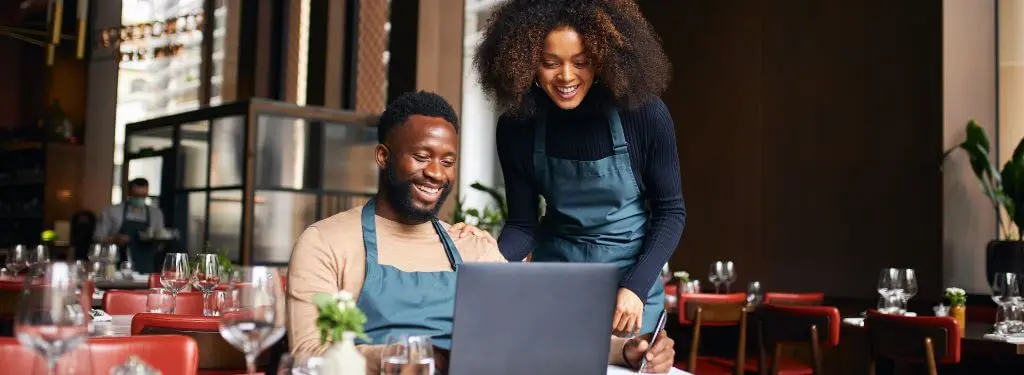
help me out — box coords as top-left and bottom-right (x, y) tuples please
(161, 253), (192, 309)
(877, 268), (902, 298)
(86, 244), (103, 264)
(708, 261), (725, 294)
(31, 245), (49, 266)
(899, 268), (918, 303)
(992, 272), (1019, 306)
(6, 244), (29, 275)
(14, 262), (90, 374)
(722, 261), (736, 293)
(746, 281), (763, 307)
(382, 334), (434, 375)
(192, 254), (222, 316)
(220, 266), (286, 375)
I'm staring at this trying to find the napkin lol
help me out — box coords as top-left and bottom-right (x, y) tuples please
(983, 333), (1024, 343)
(110, 355), (161, 375)
(90, 309), (112, 322)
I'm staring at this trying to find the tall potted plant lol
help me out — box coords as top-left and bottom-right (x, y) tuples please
(943, 120), (1024, 285)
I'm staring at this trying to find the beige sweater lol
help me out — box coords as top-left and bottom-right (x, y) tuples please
(286, 204), (629, 373)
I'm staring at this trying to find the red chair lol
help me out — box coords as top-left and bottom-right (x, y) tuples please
(763, 293), (825, 306)
(132, 313), (272, 375)
(0, 335), (199, 374)
(103, 289), (206, 315)
(750, 304), (842, 375)
(864, 310), (962, 375)
(674, 293), (749, 375)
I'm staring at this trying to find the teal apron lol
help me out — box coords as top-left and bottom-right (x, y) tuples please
(355, 199), (463, 349)
(531, 107), (665, 334)
(119, 203), (156, 274)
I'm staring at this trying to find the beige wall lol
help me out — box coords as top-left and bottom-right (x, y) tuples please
(943, 0), (998, 294)
(417, 0), (465, 221)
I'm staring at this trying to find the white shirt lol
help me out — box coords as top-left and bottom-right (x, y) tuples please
(93, 203), (165, 242)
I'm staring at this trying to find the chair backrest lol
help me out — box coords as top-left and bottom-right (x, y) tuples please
(678, 293), (747, 325)
(0, 335), (199, 374)
(757, 304), (841, 375)
(131, 313), (270, 371)
(865, 310), (961, 375)
(763, 292), (825, 306)
(678, 293), (749, 375)
(104, 289), (205, 315)
(0, 279), (94, 337)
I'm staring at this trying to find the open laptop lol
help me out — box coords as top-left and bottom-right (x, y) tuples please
(448, 262), (620, 375)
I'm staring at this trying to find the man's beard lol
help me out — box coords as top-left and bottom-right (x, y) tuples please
(383, 158), (452, 223)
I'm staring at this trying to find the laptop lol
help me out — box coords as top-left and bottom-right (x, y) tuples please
(448, 262), (620, 375)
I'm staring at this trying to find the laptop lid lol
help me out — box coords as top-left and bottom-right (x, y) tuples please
(448, 262), (619, 375)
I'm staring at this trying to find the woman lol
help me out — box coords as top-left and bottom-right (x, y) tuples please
(458, 0), (686, 337)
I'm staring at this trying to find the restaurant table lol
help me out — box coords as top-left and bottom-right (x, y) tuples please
(842, 317), (1024, 356)
(93, 277), (150, 290)
(89, 314), (133, 337)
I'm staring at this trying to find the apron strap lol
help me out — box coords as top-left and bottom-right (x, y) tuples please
(361, 198), (462, 271)
(607, 108), (628, 155)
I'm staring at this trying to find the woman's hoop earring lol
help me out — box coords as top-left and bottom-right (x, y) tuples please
(534, 80), (541, 88)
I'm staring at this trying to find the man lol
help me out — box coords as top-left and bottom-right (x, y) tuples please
(287, 91), (674, 373)
(94, 178), (164, 273)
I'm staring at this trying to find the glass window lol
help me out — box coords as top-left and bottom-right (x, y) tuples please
(127, 126), (174, 154)
(180, 121), (210, 188)
(322, 123), (379, 193)
(210, 116), (245, 187)
(255, 115), (314, 190)
(175, 191), (207, 252)
(209, 190), (243, 262)
(252, 191), (318, 264)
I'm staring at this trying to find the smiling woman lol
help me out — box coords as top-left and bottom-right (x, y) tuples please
(462, 0), (687, 348)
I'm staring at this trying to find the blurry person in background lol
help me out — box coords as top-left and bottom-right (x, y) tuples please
(70, 210), (97, 260)
(94, 178), (164, 273)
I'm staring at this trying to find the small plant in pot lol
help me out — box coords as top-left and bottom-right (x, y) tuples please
(943, 120), (1024, 285)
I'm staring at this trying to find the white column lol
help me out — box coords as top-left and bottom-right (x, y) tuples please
(458, 2), (502, 217)
(942, 0), (997, 294)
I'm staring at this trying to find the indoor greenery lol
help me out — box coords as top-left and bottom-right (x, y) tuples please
(943, 120), (1024, 240)
(313, 290), (369, 344)
(454, 182), (508, 236)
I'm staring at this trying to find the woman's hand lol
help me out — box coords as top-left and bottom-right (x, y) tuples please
(612, 288), (644, 337)
(447, 222), (497, 246)
(623, 330), (675, 373)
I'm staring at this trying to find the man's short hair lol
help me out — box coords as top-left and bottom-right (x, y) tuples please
(129, 178), (149, 188)
(378, 91), (459, 144)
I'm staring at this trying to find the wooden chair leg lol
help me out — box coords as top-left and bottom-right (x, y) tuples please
(771, 344), (781, 375)
(758, 320), (769, 375)
(688, 307), (702, 373)
(924, 337), (937, 375)
(736, 311), (747, 375)
(809, 324), (822, 374)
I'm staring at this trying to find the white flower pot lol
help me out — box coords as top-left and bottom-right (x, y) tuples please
(320, 332), (366, 375)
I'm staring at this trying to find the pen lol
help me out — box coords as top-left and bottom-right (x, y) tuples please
(637, 309), (668, 373)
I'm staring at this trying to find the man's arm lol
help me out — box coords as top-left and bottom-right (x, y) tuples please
(286, 225), (386, 372)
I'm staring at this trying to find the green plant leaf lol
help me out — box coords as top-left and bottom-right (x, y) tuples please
(470, 182), (508, 220)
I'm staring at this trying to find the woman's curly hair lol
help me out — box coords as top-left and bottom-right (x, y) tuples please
(473, 0), (671, 116)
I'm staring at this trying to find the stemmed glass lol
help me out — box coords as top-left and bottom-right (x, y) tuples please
(161, 253), (192, 312)
(382, 334), (435, 375)
(192, 254), (222, 316)
(220, 266), (286, 375)
(746, 281), (763, 307)
(722, 261), (736, 293)
(708, 261), (725, 294)
(899, 268), (918, 304)
(6, 244), (29, 275)
(14, 262), (90, 374)
(31, 245), (49, 266)
(992, 272), (1021, 332)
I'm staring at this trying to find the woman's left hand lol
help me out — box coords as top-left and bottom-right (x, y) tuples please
(447, 222), (497, 246)
(612, 288), (644, 337)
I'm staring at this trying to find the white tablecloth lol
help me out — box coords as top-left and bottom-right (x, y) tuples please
(89, 314), (133, 337)
(607, 365), (691, 374)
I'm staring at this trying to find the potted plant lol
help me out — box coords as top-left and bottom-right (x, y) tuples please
(945, 287), (967, 335)
(943, 120), (1024, 286)
(312, 290), (369, 374)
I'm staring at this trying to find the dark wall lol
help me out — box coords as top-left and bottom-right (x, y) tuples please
(640, 1), (944, 298)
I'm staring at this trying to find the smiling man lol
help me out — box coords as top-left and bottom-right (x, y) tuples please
(286, 91), (674, 374)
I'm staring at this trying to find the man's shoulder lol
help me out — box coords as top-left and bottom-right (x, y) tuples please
(310, 205), (365, 230)
(440, 222), (506, 264)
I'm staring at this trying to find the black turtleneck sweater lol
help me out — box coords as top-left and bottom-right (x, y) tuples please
(495, 94), (687, 302)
